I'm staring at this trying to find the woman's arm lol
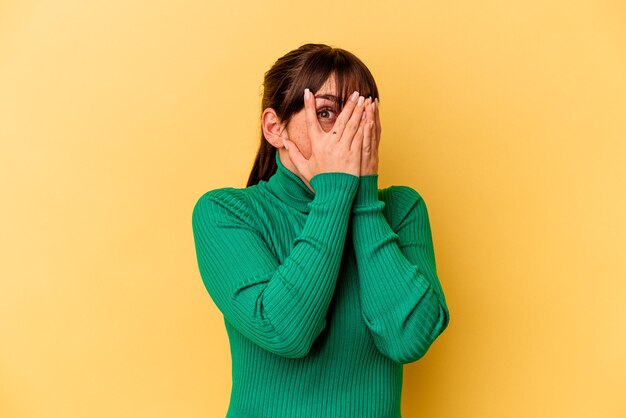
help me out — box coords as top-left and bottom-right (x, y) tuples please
(192, 172), (359, 359)
(351, 175), (451, 364)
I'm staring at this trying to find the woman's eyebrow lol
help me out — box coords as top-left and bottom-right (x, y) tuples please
(314, 94), (339, 102)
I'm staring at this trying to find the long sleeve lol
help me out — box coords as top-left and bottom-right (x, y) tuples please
(192, 172), (359, 359)
(351, 175), (450, 364)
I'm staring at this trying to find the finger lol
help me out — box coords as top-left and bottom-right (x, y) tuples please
(303, 88), (322, 139)
(331, 91), (360, 139)
(363, 118), (373, 155)
(365, 97), (375, 126)
(283, 138), (308, 177)
(350, 113), (366, 153)
(374, 98), (381, 140)
(340, 96), (368, 146)
(369, 99), (378, 149)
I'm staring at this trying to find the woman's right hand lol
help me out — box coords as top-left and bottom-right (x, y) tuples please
(283, 89), (370, 182)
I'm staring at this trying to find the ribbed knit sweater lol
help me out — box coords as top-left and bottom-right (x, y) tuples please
(191, 152), (450, 418)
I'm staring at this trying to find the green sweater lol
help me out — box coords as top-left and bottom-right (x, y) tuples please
(191, 152), (450, 418)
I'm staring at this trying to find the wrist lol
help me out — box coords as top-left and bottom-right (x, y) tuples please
(353, 174), (380, 209)
(309, 172), (359, 206)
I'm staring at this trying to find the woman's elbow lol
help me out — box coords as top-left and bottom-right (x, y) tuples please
(265, 319), (328, 359)
(381, 306), (451, 364)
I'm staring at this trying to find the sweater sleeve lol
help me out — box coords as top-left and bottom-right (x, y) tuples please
(192, 172), (359, 359)
(351, 175), (450, 364)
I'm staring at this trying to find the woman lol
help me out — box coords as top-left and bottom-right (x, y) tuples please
(192, 43), (450, 418)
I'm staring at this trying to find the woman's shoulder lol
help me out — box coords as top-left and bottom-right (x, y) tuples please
(192, 185), (255, 225)
(195, 185), (247, 205)
(382, 184), (428, 229)
(387, 184), (423, 203)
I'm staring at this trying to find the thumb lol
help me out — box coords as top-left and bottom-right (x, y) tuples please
(283, 138), (308, 176)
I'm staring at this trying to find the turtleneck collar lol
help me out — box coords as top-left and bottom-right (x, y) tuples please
(265, 152), (315, 214)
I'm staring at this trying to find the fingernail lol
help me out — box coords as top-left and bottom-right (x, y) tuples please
(351, 91), (359, 101)
(304, 88), (310, 99)
(282, 138), (289, 150)
(371, 100), (376, 112)
(357, 96), (364, 106)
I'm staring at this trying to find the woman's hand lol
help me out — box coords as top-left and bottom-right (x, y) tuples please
(283, 89), (368, 182)
(360, 97), (381, 176)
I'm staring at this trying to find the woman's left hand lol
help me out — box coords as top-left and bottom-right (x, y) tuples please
(360, 97), (381, 176)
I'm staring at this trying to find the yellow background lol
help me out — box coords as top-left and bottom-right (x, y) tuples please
(1, 1), (625, 417)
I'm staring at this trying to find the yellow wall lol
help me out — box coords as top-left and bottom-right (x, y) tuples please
(1, 1), (624, 417)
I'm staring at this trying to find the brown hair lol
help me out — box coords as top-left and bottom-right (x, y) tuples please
(246, 43), (380, 187)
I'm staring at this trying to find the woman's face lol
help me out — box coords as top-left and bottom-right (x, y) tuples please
(282, 73), (341, 160)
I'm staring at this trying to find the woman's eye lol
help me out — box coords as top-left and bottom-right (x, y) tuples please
(317, 108), (337, 121)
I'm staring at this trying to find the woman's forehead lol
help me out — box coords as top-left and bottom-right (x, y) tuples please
(314, 75), (340, 103)
(315, 73), (337, 96)
(314, 74), (353, 102)
(312, 71), (370, 103)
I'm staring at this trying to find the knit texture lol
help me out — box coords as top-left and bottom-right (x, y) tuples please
(191, 152), (450, 418)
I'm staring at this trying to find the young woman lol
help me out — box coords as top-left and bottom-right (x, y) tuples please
(192, 43), (450, 418)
